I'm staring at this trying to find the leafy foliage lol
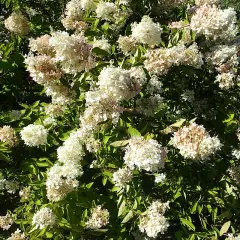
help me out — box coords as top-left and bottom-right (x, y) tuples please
(0, 0), (240, 240)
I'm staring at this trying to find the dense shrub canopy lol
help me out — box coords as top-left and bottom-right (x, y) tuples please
(0, 0), (240, 239)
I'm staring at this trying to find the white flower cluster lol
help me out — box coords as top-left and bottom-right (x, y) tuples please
(146, 75), (163, 94)
(4, 12), (30, 35)
(32, 207), (56, 229)
(85, 136), (101, 153)
(80, 66), (146, 136)
(96, 1), (118, 20)
(25, 54), (62, 85)
(43, 117), (57, 127)
(190, 4), (237, 41)
(215, 72), (235, 89)
(29, 35), (54, 55)
(80, 93), (123, 134)
(136, 75), (164, 116)
(45, 104), (67, 117)
(0, 125), (17, 147)
(168, 20), (187, 29)
(195, 0), (219, 5)
(0, 213), (14, 230)
(124, 137), (167, 172)
(131, 16), (162, 47)
(57, 131), (84, 165)
(171, 123), (221, 160)
(118, 36), (137, 55)
(227, 234), (240, 240)
(7, 229), (26, 240)
(228, 165), (240, 187)
(45, 83), (74, 105)
(86, 206), (110, 229)
(47, 131), (84, 201)
(61, 0), (89, 30)
(145, 43), (203, 76)
(95, 0), (131, 27)
(136, 94), (163, 116)
(80, 0), (96, 11)
(232, 149), (240, 159)
(155, 173), (166, 184)
(206, 45), (238, 67)
(20, 124), (48, 147)
(26, 34), (76, 106)
(97, 66), (146, 101)
(112, 167), (133, 188)
(237, 129), (240, 141)
(8, 110), (22, 120)
(19, 186), (31, 200)
(139, 201), (169, 238)
(92, 38), (111, 53)
(0, 179), (19, 194)
(181, 90), (195, 102)
(46, 173), (79, 202)
(206, 45), (238, 89)
(50, 31), (95, 74)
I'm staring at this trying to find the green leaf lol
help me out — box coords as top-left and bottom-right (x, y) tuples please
(180, 218), (195, 231)
(127, 127), (141, 137)
(223, 114), (234, 123)
(118, 200), (126, 217)
(219, 221), (231, 236)
(86, 229), (108, 236)
(45, 232), (53, 238)
(102, 176), (107, 186)
(191, 201), (198, 214)
(92, 47), (110, 56)
(212, 207), (218, 224)
(189, 117), (197, 124)
(218, 210), (232, 219)
(121, 210), (134, 223)
(0, 152), (11, 162)
(110, 140), (129, 147)
(170, 118), (186, 128)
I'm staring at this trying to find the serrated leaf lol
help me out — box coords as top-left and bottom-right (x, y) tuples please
(220, 221), (231, 236)
(121, 210), (134, 223)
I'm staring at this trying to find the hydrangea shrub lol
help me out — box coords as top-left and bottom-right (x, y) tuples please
(0, 0), (240, 239)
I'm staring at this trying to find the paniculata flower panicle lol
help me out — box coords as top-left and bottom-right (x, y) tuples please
(85, 206), (110, 229)
(190, 4), (237, 41)
(20, 124), (48, 147)
(171, 123), (221, 160)
(131, 16), (162, 47)
(124, 137), (167, 172)
(32, 207), (56, 229)
(139, 201), (169, 238)
(112, 167), (133, 188)
(4, 12), (30, 35)
(0, 213), (14, 230)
